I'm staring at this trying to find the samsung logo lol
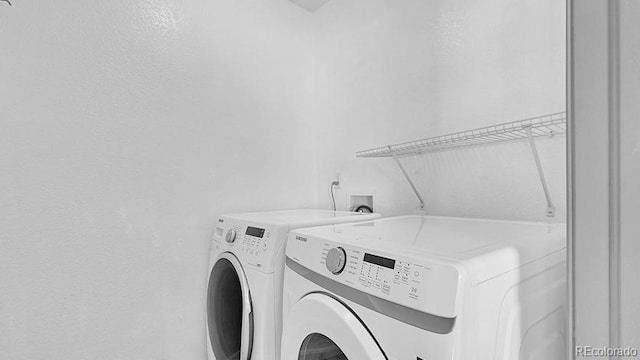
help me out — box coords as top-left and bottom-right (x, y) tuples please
(295, 236), (307, 242)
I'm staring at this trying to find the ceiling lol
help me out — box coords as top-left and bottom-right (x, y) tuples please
(287, 0), (332, 13)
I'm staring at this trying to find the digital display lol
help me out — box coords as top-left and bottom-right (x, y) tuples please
(245, 226), (265, 238)
(363, 253), (396, 269)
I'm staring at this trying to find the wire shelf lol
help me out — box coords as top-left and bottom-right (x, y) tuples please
(356, 112), (566, 158)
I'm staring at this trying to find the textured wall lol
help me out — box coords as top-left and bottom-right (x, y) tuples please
(0, 1), (315, 359)
(0, 0), (569, 358)
(313, 0), (566, 222)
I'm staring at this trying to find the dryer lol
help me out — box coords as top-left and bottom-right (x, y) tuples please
(281, 215), (566, 360)
(206, 209), (380, 360)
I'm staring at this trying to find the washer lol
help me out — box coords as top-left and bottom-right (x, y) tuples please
(281, 215), (566, 360)
(206, 209), (381, 360)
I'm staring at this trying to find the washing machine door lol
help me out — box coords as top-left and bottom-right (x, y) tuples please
(207, 252), (253, 360)
(281, 293), (386, 360)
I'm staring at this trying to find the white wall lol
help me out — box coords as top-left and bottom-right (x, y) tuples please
(0, 1), (315, 359)
(0, 1), (571, 358)
(312, 0), (566, 222)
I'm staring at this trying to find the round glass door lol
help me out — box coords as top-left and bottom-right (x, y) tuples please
(207, 253), (253, 360)
(281, 293), (385, 360)
(298, 333), (347, 360)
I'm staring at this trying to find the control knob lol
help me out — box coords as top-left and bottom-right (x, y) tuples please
(325, 247), (347, 274)
(225, 229), (237, 243)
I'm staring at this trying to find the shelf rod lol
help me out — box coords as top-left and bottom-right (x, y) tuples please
(391, 147), (425, 210)
(525, 127), (555, 217)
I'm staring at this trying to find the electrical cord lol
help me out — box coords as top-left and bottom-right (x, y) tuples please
(330, 180), (339, 211)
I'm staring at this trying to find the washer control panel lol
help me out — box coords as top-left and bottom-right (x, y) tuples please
(289, 232), (462, 318)
(325, 247), (347, 274)
(212, 218), (283, 273)
(239, 225), (272, 256)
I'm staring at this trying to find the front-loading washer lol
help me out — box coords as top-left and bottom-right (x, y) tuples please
(206, 209), (380, 360)
(281, 215), (566, 360)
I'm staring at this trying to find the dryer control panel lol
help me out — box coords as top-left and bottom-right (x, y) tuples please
(286, 231), (463, 318)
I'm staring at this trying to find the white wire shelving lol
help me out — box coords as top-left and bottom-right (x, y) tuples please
(356, 112), (566, 216)
(356, 112), (566, 158)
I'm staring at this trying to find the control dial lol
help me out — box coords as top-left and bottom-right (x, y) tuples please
(225, 229), (237, 243)
(325, 247), (347, 275)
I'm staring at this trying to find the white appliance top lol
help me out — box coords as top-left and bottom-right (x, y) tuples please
(294, 215), (566, 281)
(223, 209), (380, 228)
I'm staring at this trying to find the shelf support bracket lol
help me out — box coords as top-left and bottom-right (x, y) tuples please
(391, 147), (425, 210)
(525, 127), (555, 217)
